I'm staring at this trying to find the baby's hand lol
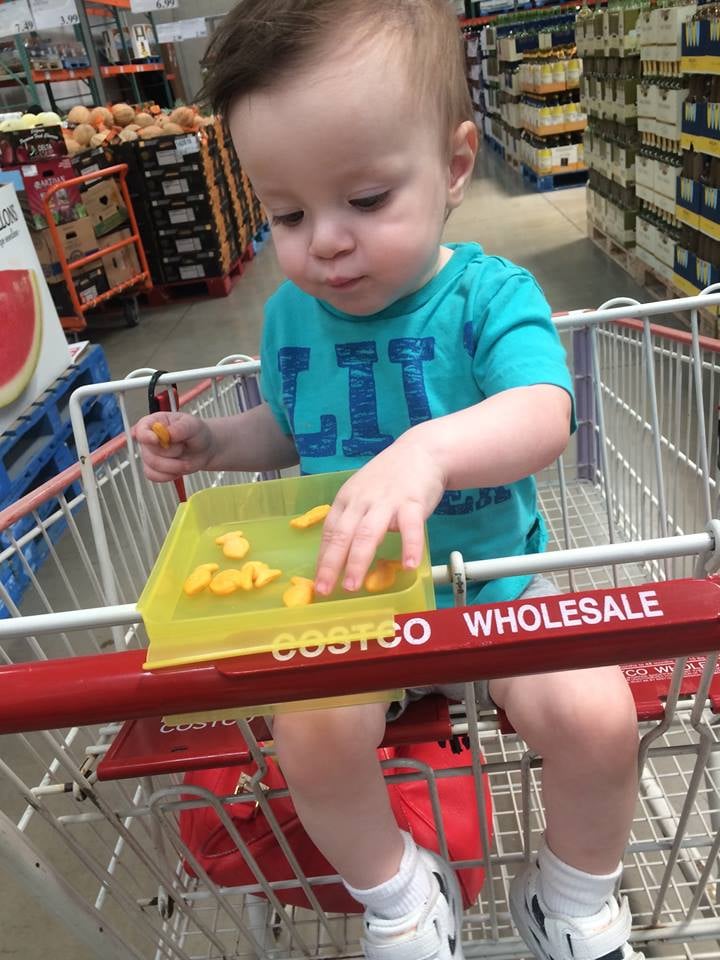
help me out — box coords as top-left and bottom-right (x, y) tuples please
(136, 412), (215, 483)
(314, 436), (445, 596)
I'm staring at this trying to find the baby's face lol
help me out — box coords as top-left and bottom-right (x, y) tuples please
(229, 36), (457, 315)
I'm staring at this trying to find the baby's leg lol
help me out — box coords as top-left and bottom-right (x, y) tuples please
(272, 701), (404, 888)
(273, 700), (465, 958)
(491, 665), (639, 872)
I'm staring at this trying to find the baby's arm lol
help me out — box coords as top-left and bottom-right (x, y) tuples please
(137, 403), (299, 483)
(412, 383), (571, 490)
(314, 384), (571, 596)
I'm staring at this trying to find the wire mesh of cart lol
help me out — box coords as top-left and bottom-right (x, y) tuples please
(3, 293), (720, 960)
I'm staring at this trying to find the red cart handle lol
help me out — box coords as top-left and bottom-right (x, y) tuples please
(0, 579), (718, 734)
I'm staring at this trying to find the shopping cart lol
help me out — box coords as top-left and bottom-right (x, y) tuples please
(43, 164), (153, 333)
(3, 293), (720, 960)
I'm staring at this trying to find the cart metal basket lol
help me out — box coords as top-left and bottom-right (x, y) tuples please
(2, 293), (720, 960)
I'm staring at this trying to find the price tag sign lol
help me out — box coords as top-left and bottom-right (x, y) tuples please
(0, 0), (35, 37)
(130, 0), (178, 12)
(156, 16), (207, 44)
(30, 0), (79, 30)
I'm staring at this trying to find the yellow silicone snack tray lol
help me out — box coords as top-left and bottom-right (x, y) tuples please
(139, 470), (435, 670)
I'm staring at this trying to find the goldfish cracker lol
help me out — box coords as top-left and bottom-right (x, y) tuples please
(237, 560), (267, 590)
(215, 530), (244, 544)
(209, 569), (244, 596)
(221, 535), (250, 560)
(215, 530), (250, 559)
(151, 422), (171, 449)
(364, 559), (403, 593)
(290, 504), (331, 529)
(283, 576), (315, 607)
(254, 566), (283, 588)
(183, 562), (220, 596)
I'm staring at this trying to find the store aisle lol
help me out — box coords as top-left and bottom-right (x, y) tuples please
(93, 147), (649, 382)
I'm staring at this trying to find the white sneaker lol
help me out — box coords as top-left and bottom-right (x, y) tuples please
(510, 860), (644, 960)
(361, 848), (464, 960)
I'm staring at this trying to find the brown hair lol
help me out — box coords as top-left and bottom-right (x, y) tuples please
(200, 0), (473, 138)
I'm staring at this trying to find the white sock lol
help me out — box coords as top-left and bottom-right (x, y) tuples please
(344, 831), (433, 919)
(537, 842), (622, 918)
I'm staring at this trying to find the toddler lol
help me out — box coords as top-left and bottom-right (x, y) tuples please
(137, 3), (641, 959)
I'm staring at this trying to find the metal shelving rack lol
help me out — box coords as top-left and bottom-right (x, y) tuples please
(0, 0), (174, 110)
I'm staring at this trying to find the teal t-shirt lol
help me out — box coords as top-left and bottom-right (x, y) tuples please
(260, 242), (574, 608)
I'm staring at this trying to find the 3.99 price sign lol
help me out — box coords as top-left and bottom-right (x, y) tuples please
(30, 0), (79, 30)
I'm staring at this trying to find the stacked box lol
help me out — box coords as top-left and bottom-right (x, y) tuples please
(69, 124), (267, 286)
(215, 119), (268, 252)
(133, 130), (233, 283)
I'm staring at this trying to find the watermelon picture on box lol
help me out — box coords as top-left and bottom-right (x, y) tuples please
(0, 268), (42, 408)
(0, 182), (71, 436)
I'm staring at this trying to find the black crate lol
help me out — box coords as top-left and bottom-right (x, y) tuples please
(48, 266), (109, 316)
(156, 222), (223, 257)
(149, 191), (219, 229)
(144, 163), (212, 201)
(71, 146), (111, 180)
(160, 249), (228, 283)
(136, 132), (204, 174)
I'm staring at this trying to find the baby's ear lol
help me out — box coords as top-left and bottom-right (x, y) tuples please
(447, 121), (478, 209)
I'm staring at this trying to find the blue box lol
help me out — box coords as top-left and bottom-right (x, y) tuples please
(682, 100), (705, 138)
(675, 245), (697, 284)
(702, 185), (720, 226)
(694, 256), (720, 289)
(678, 176), (702, 214)
(682, 19), (705, 57)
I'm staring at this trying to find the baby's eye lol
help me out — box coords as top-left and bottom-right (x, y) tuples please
(272, 211), (304, 227)
(349, 191), (390, 211)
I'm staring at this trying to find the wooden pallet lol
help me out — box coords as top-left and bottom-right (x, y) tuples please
(522, 164), (588, 192)
(587, 218), (638, 276)
(589, 219), (720, 339)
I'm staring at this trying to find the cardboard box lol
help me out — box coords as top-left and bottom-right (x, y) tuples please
(655, 161), (680, 203)
(48, 265), (108, 317)
(20, 158), (85, 230)
(655, 230), (676, 270)
(99, 228), (140, 287)
(0, 125), (66, 166)
(54, 216), (98, 267)
(83, 179), (128, 237)
(0, 182), (72, 433)
(30, 228), (62, 279)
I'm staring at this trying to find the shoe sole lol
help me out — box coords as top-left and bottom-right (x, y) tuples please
(509, 873), (553, 960)
(422, 849), (466, 960)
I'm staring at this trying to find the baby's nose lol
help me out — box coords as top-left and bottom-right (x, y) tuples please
(309, 218), (355, 260)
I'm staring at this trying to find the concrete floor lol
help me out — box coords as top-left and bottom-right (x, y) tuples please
(0, 146), (655, 960)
